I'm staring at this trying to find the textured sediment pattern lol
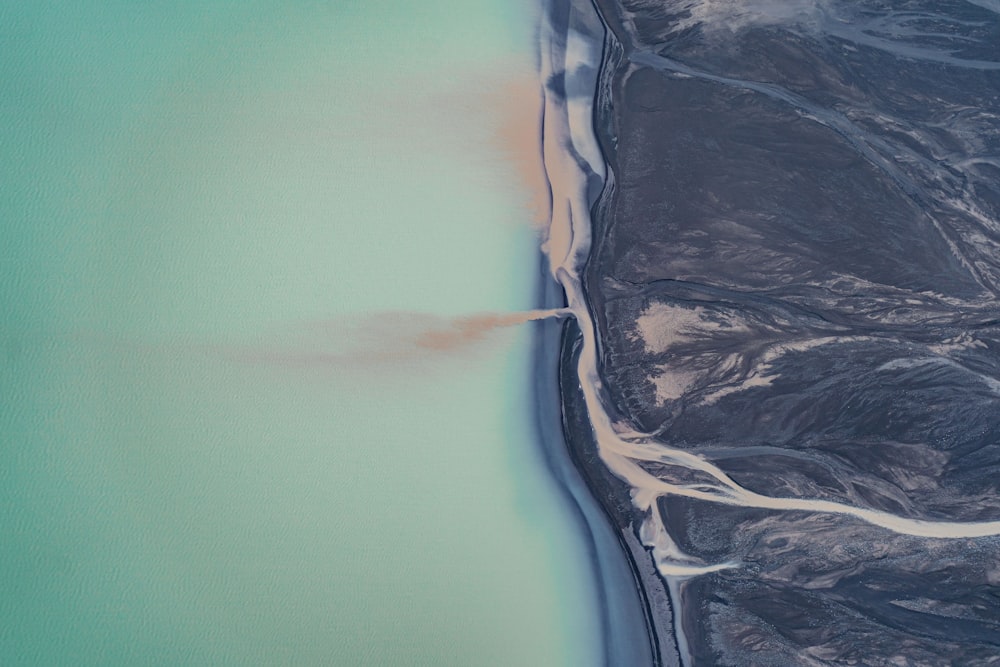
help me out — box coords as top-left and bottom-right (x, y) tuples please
(562, 0), (1000, 664)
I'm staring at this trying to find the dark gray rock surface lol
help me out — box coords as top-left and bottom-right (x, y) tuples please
(570, 1), (1000, 663)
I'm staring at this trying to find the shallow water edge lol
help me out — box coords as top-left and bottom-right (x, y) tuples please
(534, 0), (679, 664)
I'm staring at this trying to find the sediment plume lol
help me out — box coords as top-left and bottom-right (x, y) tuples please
(228, 308), (572, 369)
(414, 309), (572, 350)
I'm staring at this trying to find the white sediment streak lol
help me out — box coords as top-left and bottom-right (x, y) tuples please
(536, 0), (1000, 591)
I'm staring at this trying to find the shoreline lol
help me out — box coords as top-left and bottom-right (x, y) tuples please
(531, 0), (679, 664)
(531, 261), (665, 666)
(556, 317), (683, 667)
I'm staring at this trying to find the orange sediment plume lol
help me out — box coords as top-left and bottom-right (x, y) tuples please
(409, 59), (551, 230)
(414, 308), (572, 350)
(481, 77), (551, 229)
(226, 308), (574, 370)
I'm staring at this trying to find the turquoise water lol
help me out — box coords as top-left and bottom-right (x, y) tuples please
(1, 2), (600, 665)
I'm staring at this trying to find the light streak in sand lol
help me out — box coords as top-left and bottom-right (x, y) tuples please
(536, 0), (1000, 587)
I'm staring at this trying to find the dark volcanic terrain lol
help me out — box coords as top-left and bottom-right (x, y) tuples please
(564, 1), (1000, 664)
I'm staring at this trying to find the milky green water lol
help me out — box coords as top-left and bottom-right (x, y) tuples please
(0, 3), (600, 665)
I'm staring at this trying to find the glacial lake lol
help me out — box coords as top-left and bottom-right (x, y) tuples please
(0, 2), (601, 664)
